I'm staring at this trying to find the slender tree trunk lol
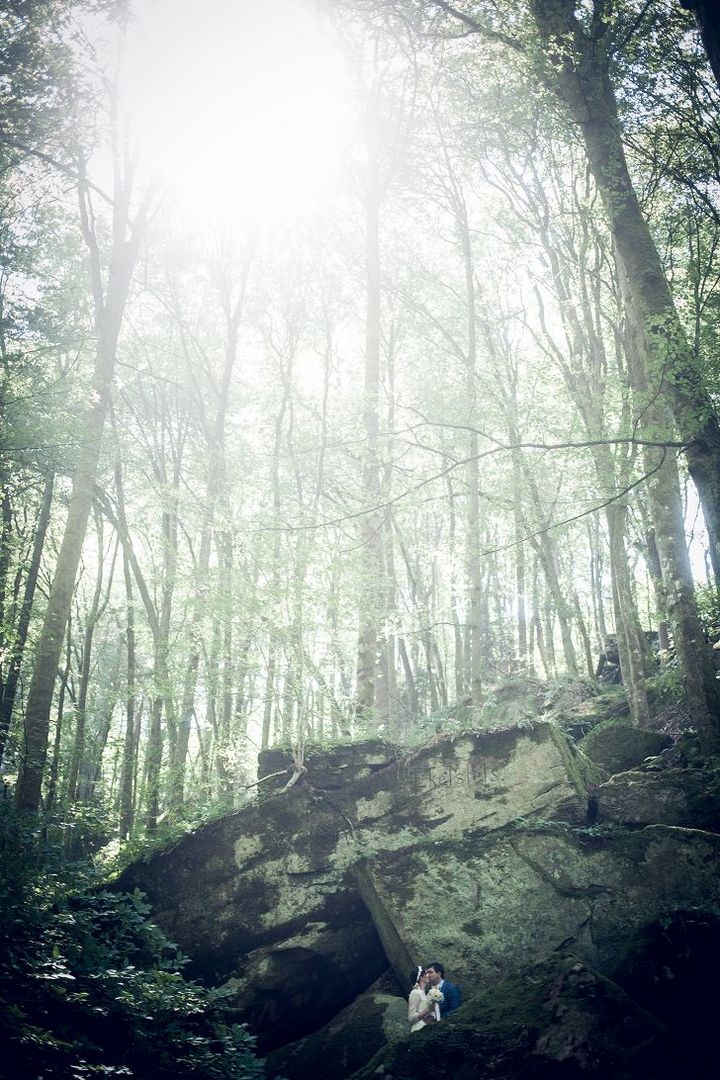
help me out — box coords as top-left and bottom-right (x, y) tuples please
(15, 158), (147, 811)
(216, 529), (234, 794)
(529, 533), (577, 675)
(618, 244), (720, 748)
(514, 468), (528, 672)
(106, 453), (177, 832)
(261, 644), (276, 751)
(82, 667), (118, 803)
(118, 539), (136, 840)
(529, 555), (550, 679)
(44, 616), (72, 820)
(65, 510), (113, 806)
(356, 88), (385, 726)
(144, 693), (164, 833)
(172, 517), (211, 808)
(645, 448), (718, 746)
(0, 487), (12, 691)
(573, 592), (594, 677)
(464, 330), (483, 700)
(606, 502), (650, 723)
(142, 451), (180, 831)
(377, 328), (399, 732)
(398, 636), (418, 724)
(636, 495), (671, 653)
(0, 473), (53, 764)
(588, 519), (608, 648)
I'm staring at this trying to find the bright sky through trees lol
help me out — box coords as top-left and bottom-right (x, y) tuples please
(5, 0), (720, 832)
(119, 0), (351, 219)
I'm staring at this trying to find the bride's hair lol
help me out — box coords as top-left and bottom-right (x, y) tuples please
(410, 965), (426, 988)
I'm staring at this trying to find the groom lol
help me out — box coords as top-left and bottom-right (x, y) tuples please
(422, 961), (462, 1020)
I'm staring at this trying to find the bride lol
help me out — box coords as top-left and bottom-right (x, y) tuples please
(408, 966), (432, 1032)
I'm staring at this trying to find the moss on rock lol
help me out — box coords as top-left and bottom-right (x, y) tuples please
(349, 954), (706, 1080)
(579, 721), (671, 777)
(597, 767), (720, 830)
(117, 723), (720, 1065)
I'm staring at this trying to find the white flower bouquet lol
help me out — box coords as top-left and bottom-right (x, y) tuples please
(426, 986), (444, 1021)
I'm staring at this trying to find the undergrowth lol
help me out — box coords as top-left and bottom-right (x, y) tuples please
(0, 799), (266, 1080)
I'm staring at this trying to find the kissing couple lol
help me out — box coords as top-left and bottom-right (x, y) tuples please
(408, 961), (462, 1032)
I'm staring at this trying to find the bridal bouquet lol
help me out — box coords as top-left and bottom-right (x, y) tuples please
(426, 986), (444, 1021)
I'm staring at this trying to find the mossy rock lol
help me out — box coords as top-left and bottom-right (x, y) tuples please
(349, 953), (704, 1079)
(477, 677), (547, 728)
(579, 721), (671, 776)
(355, 823), (720, 996)
(265, 989), (407, 1080)
(547, 679), (629, 741)
(597, 767), (720, 831)
(258, 740), (397, 791)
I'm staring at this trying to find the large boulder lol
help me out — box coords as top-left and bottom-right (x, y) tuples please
(259, 722), (595, 837)
(117, 722), (720, 1071)
(117, 724), (591, 1049)
(596, 768), (720, 831)
(579, 721), (671, 776)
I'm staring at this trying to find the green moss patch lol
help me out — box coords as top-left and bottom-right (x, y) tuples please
(580, 722), (671, 777)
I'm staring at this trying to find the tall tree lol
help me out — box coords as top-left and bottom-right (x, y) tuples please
(15, 86), (151, 808)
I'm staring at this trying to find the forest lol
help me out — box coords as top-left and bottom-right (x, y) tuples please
(1, 0), (720, 1077)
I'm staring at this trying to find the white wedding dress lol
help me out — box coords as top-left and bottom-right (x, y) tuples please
(408, 985), (428, 1032)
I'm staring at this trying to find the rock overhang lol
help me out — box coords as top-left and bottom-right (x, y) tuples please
(115, 722), (720, 1058)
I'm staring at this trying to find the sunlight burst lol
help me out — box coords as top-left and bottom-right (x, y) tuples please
(121, 0), (350, 220)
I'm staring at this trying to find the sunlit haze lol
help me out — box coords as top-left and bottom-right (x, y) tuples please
(119, 0), (351, 220)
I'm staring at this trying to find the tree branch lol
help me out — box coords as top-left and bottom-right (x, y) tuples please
(431, 0), (524, 51)
(0, 134), (114, 205)
(480, 447), (669, 556)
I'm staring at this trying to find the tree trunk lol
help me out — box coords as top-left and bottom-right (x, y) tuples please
(261, 642), (276, 751)
(65, 509), (115, 806)
(216, 529), (235, 795)
(15, 159), (147, 812)
(44, 615), (72, 820)
(356, 89), (385, 727)
(606, 502), (650, 723)
(0, 486), (12, 691)
(588, 519), (608, 647)
(514, 471), (528, 672)
(458, 201), (483, 705)
(616, 231), (720, 747)
(680, 2), (720, 92)
(531, 0), (720, 578)
(0, 473), (53, 764)
(118, 539), (136, 840)
(636, 495), (671, 653)
(645, 447), (719, 747)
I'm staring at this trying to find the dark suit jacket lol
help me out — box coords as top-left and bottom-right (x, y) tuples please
(438, 978), (462, 1017)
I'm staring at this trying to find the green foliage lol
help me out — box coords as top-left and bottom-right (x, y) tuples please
(101, 795), (253, 879)
(646, 667), (686, 712)
(0, 802), (265, 1080)
(695, 583), (720, 642)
